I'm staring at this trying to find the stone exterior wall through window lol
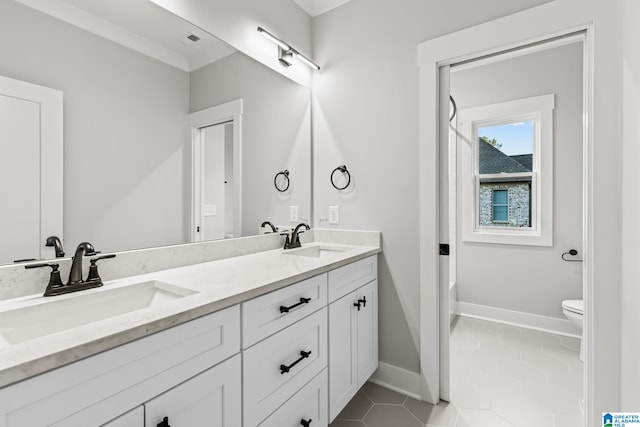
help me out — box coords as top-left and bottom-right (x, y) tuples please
(479, 182), (531, 227)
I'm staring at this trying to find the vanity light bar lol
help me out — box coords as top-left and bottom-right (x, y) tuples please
(257, 26), (290, 51)
(257, 26), (320, 71)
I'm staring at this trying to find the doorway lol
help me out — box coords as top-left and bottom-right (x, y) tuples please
(196, 121), (234, 241)
(189, 99), (243, 242)
(439, 35), (587, 425)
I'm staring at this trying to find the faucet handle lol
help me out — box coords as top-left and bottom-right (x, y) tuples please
(86, 254), (116, 283)
(25, 263), (65, 295)
(280, 232), (292, 249)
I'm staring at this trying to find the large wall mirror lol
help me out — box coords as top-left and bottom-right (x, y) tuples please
(0, 0), (311, 265)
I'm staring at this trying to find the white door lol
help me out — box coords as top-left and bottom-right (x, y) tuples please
(438, 66), (452, 401)
(144, 355), (241, 427)
(356, 280), (378, 388)
(200, 122), (232, 241)
(0, 75), (62, 263)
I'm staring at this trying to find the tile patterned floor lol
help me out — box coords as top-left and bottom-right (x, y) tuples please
(330, 316), (584, 427)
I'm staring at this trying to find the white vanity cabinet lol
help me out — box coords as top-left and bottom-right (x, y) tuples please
(328, 257), (379, 422)
(0, 253), (379, 427)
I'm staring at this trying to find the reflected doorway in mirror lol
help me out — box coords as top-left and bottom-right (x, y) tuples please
(190, 99), (243, 242)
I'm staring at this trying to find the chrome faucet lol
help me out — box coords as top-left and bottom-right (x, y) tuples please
(285, 223), (310, 249)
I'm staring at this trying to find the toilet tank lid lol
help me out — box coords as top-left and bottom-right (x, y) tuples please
(562, 299), (583, 314)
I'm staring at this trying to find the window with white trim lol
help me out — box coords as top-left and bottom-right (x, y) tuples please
(459, 94), (555, 246)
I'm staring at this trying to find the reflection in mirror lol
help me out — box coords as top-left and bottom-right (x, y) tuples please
(0, 0), (311, 265)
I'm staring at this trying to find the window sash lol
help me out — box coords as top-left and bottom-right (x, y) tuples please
(474, 173), (537, 231)
(492, 189), (509, 222)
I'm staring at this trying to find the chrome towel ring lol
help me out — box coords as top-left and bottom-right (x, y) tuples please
(331, 165), (351, 190)
(274, 170), (290, 192)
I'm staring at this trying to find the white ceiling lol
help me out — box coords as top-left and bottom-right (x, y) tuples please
(292, 0), (353, 17)
(14, 0), (236, 71)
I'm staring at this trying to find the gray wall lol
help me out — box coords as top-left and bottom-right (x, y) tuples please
(311, 0), (551, 373)
(451, 43), (583, 319)
(0, 0), (189, 254)
(190, 52), (311, 234)
(621, 0), (640, 409)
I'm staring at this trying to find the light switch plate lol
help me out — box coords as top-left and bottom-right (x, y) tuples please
(329, 206), (339, 224)
(203, 204), (217, 216)
(290, 206), (299, 222)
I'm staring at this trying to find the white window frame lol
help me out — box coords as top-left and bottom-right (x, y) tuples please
(460, 94), (555, 246)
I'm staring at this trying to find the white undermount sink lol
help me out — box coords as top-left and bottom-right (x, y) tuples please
(0, 280), (196, 348)
(284, 244), (354, 258)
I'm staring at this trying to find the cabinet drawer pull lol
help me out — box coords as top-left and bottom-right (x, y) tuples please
(157, 416), (171, 427)
(301, 418), (312, 426)
(280, 350), (312, 374)
(280, 297), (312, 313)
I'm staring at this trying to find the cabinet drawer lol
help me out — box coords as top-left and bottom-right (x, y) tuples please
(243, 308), (328, 427)
(259, 369), (328, 427)
(328, 255), (377, 302)
(243, 274), (327, 348)
(2, 305), (241, 427)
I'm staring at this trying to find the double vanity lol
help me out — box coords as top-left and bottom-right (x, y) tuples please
(0, 230), (381, 427)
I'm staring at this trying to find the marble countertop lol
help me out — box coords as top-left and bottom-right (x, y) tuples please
(0, 239), (380, 389)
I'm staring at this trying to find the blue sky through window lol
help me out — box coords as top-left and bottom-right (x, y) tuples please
(478, 120), (534, 156)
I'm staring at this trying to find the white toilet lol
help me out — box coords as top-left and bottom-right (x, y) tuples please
(562, 299), (584, 362)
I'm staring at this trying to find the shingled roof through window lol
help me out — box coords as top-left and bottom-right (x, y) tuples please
(479, 139), (532, 174)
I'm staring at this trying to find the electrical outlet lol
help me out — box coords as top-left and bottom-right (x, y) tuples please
(290, 206), (299, 222)
(329, 206), (340, 224)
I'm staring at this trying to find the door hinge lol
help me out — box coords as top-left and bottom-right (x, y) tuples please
(439, 244), (450, 256)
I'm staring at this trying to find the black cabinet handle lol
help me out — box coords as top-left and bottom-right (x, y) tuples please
(157, 417), (171, 427)
(301, 418), (312, 426)
(280, 297), (311, 313)
(280, 350), (312, 374)
(354, 296), (367, 311)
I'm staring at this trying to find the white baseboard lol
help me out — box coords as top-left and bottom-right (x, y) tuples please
(369, 362), (421, 400)
(456, 301), (581, 338)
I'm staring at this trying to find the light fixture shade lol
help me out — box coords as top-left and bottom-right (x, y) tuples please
(294, 52), (321, 71)
(257, 26), (290, 51)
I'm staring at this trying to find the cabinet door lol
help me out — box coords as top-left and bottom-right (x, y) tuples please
(144, 354), (241, 427)
(328, 290), (358, 421)
(101, 407), (143, 427)
(356, 280), (378, 388)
